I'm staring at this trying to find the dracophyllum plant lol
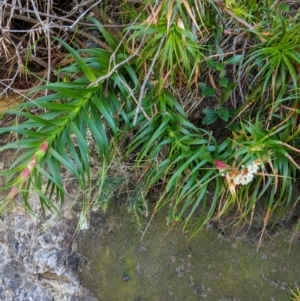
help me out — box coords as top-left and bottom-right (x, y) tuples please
(214, 116), (300, 238)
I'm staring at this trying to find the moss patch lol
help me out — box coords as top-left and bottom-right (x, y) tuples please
(78, 205), (300, 301)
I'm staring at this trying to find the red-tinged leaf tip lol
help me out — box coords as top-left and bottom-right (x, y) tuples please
(215, 160), (228, 170)
(21, 166), (31, 179)
(7, 186), (19, 201)
(40, 142), (48, 152)
(35, 142), (49, 163)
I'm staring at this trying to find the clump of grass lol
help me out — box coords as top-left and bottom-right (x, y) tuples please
(291, 288), (300, 301)
(0, 1), (299, 243)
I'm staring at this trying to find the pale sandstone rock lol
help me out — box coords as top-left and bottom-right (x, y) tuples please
(0, 194), (98, 301)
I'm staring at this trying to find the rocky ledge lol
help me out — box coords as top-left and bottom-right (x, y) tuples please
(0, 193), (97, 301)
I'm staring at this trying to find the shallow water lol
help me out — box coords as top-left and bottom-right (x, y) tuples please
(77, 204), (300, 301)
